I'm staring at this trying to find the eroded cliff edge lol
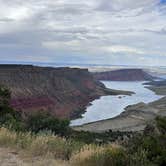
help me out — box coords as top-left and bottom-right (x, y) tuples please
(0, 65), (132, 119)
(93, 69), (157, 81)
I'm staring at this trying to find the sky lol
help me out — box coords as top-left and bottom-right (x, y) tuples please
(0, 0), (166, 66)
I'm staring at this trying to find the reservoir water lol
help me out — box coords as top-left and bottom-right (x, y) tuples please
(71, 81), (163, 126)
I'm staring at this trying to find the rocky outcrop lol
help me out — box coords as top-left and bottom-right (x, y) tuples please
(144, 80), (166, 86)
(93, 69), (156, 81)
(0, 65), (111, 119)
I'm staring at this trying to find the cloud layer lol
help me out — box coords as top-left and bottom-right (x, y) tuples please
(0, 0), (166, 66)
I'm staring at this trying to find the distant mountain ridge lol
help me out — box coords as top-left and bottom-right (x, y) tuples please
(93, 69), (157, 81)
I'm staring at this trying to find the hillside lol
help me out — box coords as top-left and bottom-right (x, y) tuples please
(93, 69), (156, 81)
(144, 79), (166, 95)
(144, 79), (166, 86)
(0, 65), (132, 119)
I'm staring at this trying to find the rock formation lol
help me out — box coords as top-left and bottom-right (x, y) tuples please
(93, 69), (156, 81)
(0, 65), (111, 119)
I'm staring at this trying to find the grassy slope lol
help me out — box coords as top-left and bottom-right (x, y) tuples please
(0, 116), (166, 166)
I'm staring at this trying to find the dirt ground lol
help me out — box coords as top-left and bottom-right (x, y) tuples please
(0, 148), (68, 166)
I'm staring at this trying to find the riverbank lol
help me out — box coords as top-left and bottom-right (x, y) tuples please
(70, 87), (134, 120)
(73, 83), (166, 132)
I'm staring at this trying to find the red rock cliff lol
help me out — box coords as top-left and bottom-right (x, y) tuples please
(93, 69), (156, 81)
(0, 65), (107, 119)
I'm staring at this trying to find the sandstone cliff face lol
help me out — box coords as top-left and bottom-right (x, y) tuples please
(0, 65), (106, 119)
(93, 69), (156, 81)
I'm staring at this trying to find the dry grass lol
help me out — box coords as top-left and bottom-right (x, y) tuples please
(70, 144), (127, 166)
(0, 127), (82, 160)
(0, 127), (127, 166)
(70, 144), (104, 164)
(0, 147), (69, 166)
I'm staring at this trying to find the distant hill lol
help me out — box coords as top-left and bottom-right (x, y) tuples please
(93, 69), (157, 81)
(144, 80), (166, 86)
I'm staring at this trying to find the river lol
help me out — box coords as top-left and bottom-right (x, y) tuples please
(71, 81), (163, 126)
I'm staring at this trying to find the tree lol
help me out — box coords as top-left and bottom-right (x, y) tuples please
(0, 85), (23, 130)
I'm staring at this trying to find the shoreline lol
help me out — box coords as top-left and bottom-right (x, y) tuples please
(72, 83), (166, 132)
(70, 87), (134, 121)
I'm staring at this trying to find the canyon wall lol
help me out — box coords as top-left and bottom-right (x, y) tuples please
(93, 69), (156, 81)
(0, 65), (107, 119)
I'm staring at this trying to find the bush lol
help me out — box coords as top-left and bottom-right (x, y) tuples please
(26, 112), (70, 136)
(126, 116), (166, 166)
(71, 144), (128, 166)
(0, 85), (11, 106)
(156, 116), (166, 134)
(0, 86), (23, 131)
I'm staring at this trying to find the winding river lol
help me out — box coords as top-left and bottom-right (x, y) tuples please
(71, 81), (163, 126)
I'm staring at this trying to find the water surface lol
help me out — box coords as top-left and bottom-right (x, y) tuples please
(71, 81), (163, 126)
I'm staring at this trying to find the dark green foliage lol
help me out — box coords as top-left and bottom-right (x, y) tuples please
(126, 116), (166, 166)
(26, 112), (70, 136)
(156, 116), (166, 134)
(0, 85), (11, 105)
(0, 85), (23, 131)
(69, 130), (132, 144)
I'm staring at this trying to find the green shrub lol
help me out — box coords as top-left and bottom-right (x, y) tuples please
(0, 85), (11, 106)
(26, 112), (70, 136)
(128, 149), (151, 166)
(156, 116), (166, 134)
(0, 85), (23, 131)
(126, 116), (166, 166)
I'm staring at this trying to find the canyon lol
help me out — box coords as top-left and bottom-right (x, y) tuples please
(0, 65), (131, 119)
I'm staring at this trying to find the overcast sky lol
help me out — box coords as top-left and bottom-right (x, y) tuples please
(0, 0), (166, 66)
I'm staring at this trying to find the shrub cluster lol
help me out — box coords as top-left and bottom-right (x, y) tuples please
(26, 112), (70, 136)
(126, 116), (166, 166)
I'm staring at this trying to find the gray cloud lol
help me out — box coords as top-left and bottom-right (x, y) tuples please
(0, 18), (14, 22)
(97, 0), (159, 11)
(0, 0), (165, 66)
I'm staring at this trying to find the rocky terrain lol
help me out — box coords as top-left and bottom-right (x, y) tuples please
(73, 80), (166, 132)
(0, 65), (132, 119)
(93, 69), (156, 81)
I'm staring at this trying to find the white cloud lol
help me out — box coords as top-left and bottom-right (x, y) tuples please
(42, 40), (81, 51)
(103, 45), (145, 54)
(0, 0), (165, 66)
